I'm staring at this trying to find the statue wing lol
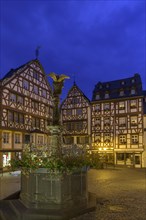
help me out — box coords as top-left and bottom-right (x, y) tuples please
(57, 74), (70, 82)
(49, 72), (58, 82)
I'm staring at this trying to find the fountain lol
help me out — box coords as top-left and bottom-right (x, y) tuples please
(8, 73), (96, 220)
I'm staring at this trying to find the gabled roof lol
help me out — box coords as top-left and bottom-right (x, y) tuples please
(1, 59), (45, 82)
(61, 82), (90, 107)
(92, 73), (143, 101)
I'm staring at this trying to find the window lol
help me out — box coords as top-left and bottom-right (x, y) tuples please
(131, 135), (138, 144)
(76, 108), (82, 115)
(38, 136), (43, 145)
(104, 117), (110, 126)
(106, 83), (109, 88)
(96, 94), (100, 100)
(15, 133), (21, 144)
(95, 134), (101, 143)
(17, 95), (23, 105)
(77, 136), (89, 144)
(66, 109), (72, 116)
(131, 78), (135, 83)
(119, 135), (126, 144)
(36, 118), (40, 128)
(63, 137), (74, 144)
(33, 85), (38, 94)
(95, 104), (100, 111)
(121, 81), (125, 85)
(130, 100), (137, 108)
(42, 89), (47, 98)
(9, 93), (16, 102)
(3, 132), (10, 143)
(131, 116), (137, 126)
(23, 80), (29, 90)
(119, 90), (124, 96)
(19, 114), (24, 124)
(131, 88), (136, 95)
(119, 117), (126, 127)
(76, 122), (83, 131)
(71, 97), (79, 104)
(8, 111), (13, 122)
(95, 118), (100, 125)
(119, 102), (125, 110)
(32, 101), (39, 110)
(14, 112), (19, 123)
(33, 71), (39, 80)
(104, 103), (110, 110)
(104, 133), (110, 142)
(105, 92), (109, 99)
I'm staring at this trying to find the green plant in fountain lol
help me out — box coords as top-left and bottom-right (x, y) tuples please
(10, 143), (102, 176)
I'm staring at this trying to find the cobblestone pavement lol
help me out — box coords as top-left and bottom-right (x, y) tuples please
(72, 167), (146, 220)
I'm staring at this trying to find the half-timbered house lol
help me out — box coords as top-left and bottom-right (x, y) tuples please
(0, 59), (53, 169)
(91, 73), (145, 167)
(61, 83), (91, 148)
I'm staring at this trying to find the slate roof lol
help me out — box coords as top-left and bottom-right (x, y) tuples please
(143, 90), (146, 114)
(92, 73), (143, 101)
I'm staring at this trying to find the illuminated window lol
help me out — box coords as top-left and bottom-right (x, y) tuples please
(15, 133), (21, 144)
(130, 100), (137, 108)
(3, 132), (10, 144)
(119, 117), (126, 126)
(95, 134), (101, 143)
(3, 152), (11, 167)
(119, 135), (126, 144)
(131, 135), (138, 144)
(104, 133), (110, 142)
(119, 102), (125, 109)
(130, 116), (137, 126)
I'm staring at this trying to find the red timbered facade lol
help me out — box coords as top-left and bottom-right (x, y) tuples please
(0, 59), (53, 169)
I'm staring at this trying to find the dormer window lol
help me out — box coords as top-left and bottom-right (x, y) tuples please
(104, 103), (110, 111)
(121, 81), (125, 85)
(99, 84), (102, 89)
(119, 90), (124, 96)
(131, 88), (136, 95)
(96, 94), (100, 100)
(105, 92), (109, 99)
(106, 83), (109, 88)
(131, 78), (135, 83)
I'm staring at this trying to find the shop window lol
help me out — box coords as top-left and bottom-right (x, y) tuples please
(119, 135), (126, 144)
(3, 132), (10, 144)
(15, 133), (21, 144)
(3, 152), (11, 167)
(131, 135), (138, 144)
(117, 153), (124, 161)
